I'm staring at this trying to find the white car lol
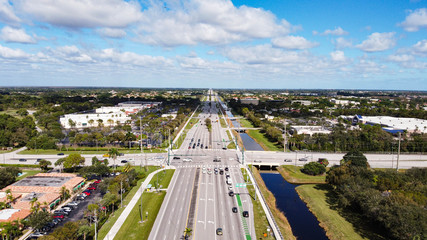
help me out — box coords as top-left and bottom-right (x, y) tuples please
(183, 158), (193, 162)
(228, 186), (233, 191)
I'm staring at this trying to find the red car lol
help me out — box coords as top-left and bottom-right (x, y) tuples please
(87, 186), (96, 190)
(82, 191), (91, 196)
(53, 215), (64, 219)
(94, 180), (101, 184)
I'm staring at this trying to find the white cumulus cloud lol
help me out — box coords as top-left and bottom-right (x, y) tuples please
(330, 51), (346, 61)
(135, 0), (293, 47)
(272, 36), (318, 50)
(412, 39), (427, 56)
(387, 54), (415, 62)
(0, 0), (21, 24)
(356, 32), (396, 52)
(96, 28), (127, 38)
(333, 37), (352, 50)
(315, 27), (348, 36)
(16, 0), (142, 28)
(0, 44), (29, 59)
(399, 8), (427, 32)
(0, 26), (35, 43)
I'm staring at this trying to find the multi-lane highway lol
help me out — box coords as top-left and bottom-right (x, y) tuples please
(149, 92), (255, 239)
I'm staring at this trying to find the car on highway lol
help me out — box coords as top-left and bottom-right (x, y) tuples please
(216, 228), (223, 235)
(254, 159), (261, 163)
(243, 211), (249, 217)
(120, 160), (128, 163)
(232, 207), (238, 213)
(284, 159), (292, 162)
(299, 157), (308, 162)
(205, 146), (208, 149)
(228, 191), (234, 197)
(57, 153), (64, 156)
(228, 186), (233, 191)
(173, 156), (180, 160)
(36, 159), (42, 162)
(19, 159), (27, 162)
(182, 158), (192, 162)
(220, 170), (224, 175)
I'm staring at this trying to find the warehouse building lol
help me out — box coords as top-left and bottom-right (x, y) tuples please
(351, 115), (427, 134)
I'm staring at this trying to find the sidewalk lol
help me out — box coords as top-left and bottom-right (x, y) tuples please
(103, 167), (174, 240)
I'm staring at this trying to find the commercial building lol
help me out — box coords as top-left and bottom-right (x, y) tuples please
(0, 173), (84, 222)
(60, 101), (161, 129)
(351, 115), (427, 134)
(290, 126), (331, 136)
(240, 98), (259, 105)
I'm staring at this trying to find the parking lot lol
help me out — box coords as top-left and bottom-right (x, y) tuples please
(26, 181), (103, 239)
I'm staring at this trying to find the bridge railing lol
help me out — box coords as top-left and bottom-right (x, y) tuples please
(246, 166), (284, 240)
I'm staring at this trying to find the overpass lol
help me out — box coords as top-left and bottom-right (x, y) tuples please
(230, 127), (262, 133)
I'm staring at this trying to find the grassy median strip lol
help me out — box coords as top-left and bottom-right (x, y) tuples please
(250, 167), (296, 240)
(113, 169), (175, 240)
(241, 168), (275, 240)
(20, 148), (166, 155)
(278, 165), (326, 184)
(97, 166), (159, 240)
(295, 185), (383, 240)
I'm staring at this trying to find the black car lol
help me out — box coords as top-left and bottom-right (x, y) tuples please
(121, 160), (128, 163)
(205, 146), (208, 149)
(243, 211), (249, 218)
(232, 207), (238, 213)
(57, 153), (64, 156)
(19, 159), (27, 162)
(220, 170), (224, 175)
(225, 167), (229, 171)
(228, 191), (234, 197)
(173, 156), (180, 160)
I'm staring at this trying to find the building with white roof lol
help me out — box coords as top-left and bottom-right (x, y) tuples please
(352, 115), (427, 134)
(291, 126), (331, 136)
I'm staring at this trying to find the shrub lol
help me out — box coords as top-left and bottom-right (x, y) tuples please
(301, 162), (326, 176)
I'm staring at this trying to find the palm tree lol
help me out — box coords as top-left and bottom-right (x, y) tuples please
(108, 148), (119, 170)
(183, 228), (192, 239)
(60, 187), (70, 201)
(5, 189), (13, 208)
(30, 198), (40, 213)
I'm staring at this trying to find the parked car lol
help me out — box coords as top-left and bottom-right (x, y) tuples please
(87, 186), (96, 190)
(82, 191), (91, 196)
(53, 214), (64, 219)
(94, 180), (101, 184)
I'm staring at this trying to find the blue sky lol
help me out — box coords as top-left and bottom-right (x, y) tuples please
(0, 0), (426, 90)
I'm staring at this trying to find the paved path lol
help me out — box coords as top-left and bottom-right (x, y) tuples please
(103, 167), (174, 240)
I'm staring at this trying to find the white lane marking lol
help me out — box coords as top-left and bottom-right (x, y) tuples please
(208, 221), (215, 224)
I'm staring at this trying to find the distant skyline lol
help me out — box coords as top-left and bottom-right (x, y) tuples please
(0, 0), (426, 90)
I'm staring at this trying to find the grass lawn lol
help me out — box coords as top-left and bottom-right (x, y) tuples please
(149, 169), (175, 189)
(174, 132), (187, 149)
(220, 118), (227, 128)
(185, 118), (199, 130)
(17, 170), (41, 180)
(113, 169), (175, 240)
(19, 148), (166, 155)
(278, 165), (326, 184)
(97, 166), (159, 240)
(238, 118), (255, 128)
(247, 130), (282, 151)
(113, 192), (166, 240)
(296, 185), (385, 240)
(249, 167), (296, 240)
(227, 141), (236, 149)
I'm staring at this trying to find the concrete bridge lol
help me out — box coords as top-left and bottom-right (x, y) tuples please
(230, 127), (262, 133)
(249, 162), (280, 170)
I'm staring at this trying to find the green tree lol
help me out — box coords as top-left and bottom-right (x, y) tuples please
(27, 211), (52, 231)
(301, 162), (326, 176)
(0, 167), (21, 188)
(39, 159), (52, 172)
(49, 221), (79, 240)
(77, 224), (92, 240)
(63, 153), (85, 170)
(108, 148), (119, 169)
(342, 150), (369, 168)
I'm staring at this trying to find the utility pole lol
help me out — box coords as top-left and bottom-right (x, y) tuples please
(397, 132), (401, 171)
(94, 208), (98, 240)
(140, 116), (143, 153)
(120, 180), (123, 208)
(283, 119), (287, 152)
(167, 129), (171, 166)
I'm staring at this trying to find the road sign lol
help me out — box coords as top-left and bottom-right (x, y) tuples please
(235, 183), (247, 188)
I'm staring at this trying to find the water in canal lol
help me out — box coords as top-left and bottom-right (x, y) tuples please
(260, 172), (328, 240)
(227, 111), (264, 151)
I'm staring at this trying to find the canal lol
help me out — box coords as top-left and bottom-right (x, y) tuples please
(260, 172), (328, 240)
(226, 110), (264, 151)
